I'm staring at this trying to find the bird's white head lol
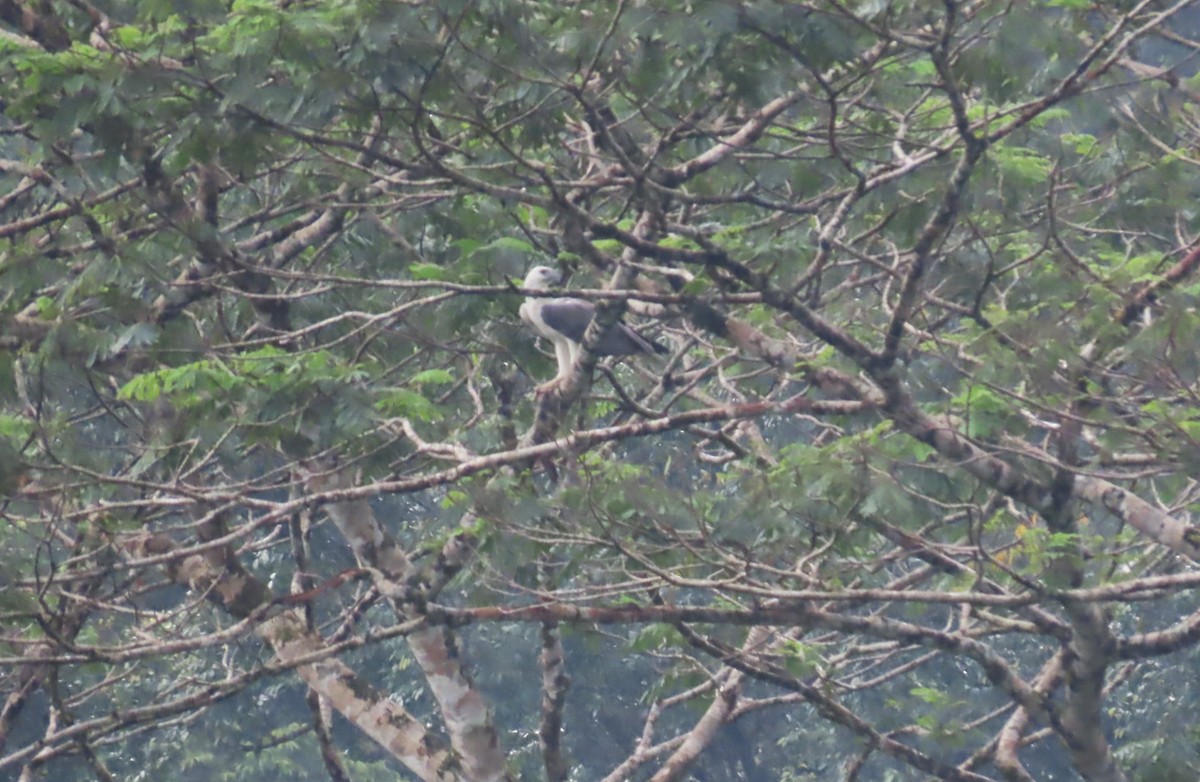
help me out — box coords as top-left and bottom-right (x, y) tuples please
(523, 265), (563, 290)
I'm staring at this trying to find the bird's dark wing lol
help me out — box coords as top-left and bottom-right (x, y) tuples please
(539, 298), (596, 343)
(541, 297), (668, 356)
(599, 323), (667, 356)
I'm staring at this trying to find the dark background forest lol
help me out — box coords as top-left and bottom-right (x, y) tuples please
(4, 2), (1200, 781)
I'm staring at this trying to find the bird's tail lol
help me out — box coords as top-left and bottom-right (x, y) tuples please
(629, 328), (669, 356)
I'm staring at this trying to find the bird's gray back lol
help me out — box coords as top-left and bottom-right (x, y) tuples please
(538, 297), (597, 344)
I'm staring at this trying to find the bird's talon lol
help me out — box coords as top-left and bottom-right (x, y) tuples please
(534, 379), (562, 397)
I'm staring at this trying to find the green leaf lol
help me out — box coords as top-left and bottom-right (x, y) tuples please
(410, 369), (453, 385)
(468, 236), (534, 256)
(117, 370), (161, 401)
(34, 296), (57, 317)
(1060, 132), (1097, 156)
(629, 624), (681, 652)
(112, 26), (147, 48)
(991, 145), (1052, 184)
(110, 322), (160, 355)
(409, 262), (450, 281)
(911, 686), (951, 706)
(375, 388), (439, 421)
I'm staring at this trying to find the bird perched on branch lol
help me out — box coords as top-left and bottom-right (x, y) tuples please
(519, 265), (667, 392)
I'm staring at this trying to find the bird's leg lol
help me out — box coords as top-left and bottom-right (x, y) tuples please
(535, 341), (574, 396)
(557, 340), (575, 377)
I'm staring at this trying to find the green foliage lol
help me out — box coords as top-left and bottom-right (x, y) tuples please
(375, 388), (439, 422)
(629, 623), (684, 654)
(949, 384), (1015, 439)
(409, 262), (454, 281)
(3, 2), (1200, 781)
(410, 368), (454, 386)
(117, 347), (367, 405)
(990, 145), (1054, 185)
(118, 358), (243, 404)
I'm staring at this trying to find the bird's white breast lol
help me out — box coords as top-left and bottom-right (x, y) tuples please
(520, 299), (560, 341)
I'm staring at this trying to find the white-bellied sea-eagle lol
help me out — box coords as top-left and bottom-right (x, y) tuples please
(519, 266), (667, 390)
